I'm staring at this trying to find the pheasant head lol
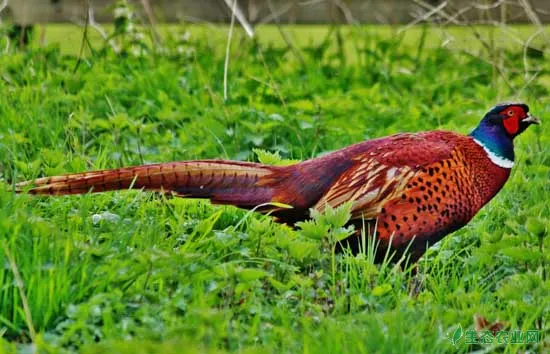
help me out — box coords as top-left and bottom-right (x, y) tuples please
(470, 103), (541, 168)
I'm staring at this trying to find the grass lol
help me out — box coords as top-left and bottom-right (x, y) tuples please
(0, 18), (549, 353)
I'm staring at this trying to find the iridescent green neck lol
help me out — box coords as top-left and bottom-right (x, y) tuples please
(470, 120), (515, 168)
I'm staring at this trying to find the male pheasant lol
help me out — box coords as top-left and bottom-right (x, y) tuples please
(16, 103), (540, 263)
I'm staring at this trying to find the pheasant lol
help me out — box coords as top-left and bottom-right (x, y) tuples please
(16, 103), (540, 264)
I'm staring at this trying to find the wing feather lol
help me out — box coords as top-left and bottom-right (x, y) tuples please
(313, 133), (457, 220)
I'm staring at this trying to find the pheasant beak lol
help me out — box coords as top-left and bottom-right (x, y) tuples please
(524, 113), (541, 125)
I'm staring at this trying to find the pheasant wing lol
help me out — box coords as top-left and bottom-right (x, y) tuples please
(313, 132), (457, 221)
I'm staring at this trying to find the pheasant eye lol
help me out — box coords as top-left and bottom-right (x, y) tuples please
(507, 110), (514, 116)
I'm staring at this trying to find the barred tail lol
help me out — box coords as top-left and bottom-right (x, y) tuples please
(16, 160), (286, 208)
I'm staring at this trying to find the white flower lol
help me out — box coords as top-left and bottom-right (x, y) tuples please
(92, 211), (121, 225)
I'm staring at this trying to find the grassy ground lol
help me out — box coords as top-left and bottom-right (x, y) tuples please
(0, 21), (549, 353)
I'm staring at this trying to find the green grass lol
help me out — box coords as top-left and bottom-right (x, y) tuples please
(38, 23), (550, 56)
(0, 21), (549, 353)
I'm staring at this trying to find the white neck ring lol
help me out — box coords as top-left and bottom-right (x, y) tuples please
(473, 138), (514, 169)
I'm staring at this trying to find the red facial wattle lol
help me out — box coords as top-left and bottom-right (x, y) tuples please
(503, 116), (519, 135)
(500, 105), (528, 135)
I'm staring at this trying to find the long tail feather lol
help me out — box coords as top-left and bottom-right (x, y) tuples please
(16, 160), (284, 208)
